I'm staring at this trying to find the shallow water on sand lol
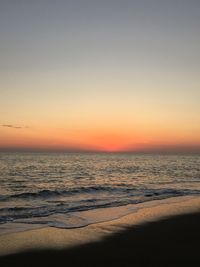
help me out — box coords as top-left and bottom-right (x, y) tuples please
(0, 152), (200, 232)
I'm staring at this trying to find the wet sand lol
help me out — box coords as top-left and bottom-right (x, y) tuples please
(1, 196), (200, 266)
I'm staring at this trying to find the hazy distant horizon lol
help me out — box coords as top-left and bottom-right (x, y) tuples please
(1, 146), (200, 155)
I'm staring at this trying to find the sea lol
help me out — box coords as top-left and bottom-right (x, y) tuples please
(0, 152), (200, 233)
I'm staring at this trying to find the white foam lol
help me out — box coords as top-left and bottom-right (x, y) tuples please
(0, 195), (195, 235)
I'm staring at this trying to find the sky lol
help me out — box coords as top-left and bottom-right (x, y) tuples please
(0, 0), (200, 152)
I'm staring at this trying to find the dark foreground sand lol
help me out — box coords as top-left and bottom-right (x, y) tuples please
(1, 197), (200, 266)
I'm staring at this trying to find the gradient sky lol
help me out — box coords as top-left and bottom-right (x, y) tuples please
(0, 0), (200, 152)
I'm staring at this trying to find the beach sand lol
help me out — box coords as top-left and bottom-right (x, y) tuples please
(1, 196), (200, 266)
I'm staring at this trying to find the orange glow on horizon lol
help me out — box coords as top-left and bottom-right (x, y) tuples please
(1, 125), (200, 153)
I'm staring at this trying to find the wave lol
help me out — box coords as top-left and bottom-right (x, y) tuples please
(1, 186), (200, 202)
(1, 184), (200, 226)
(1, 185), (130, 200)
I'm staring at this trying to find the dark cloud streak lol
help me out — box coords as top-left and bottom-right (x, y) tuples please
(1, 124), (29, 129)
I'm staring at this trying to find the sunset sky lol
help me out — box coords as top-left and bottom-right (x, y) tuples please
(0, 0), (200, 152)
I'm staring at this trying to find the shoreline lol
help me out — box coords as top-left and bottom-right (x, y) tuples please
(1, 195), (200, 258)
(0, 195), (196, 236)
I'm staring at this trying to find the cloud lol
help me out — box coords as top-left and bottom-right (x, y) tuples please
(1, 124), (29, 129)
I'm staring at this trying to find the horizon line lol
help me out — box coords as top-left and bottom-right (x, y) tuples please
(1, 147), (200, 155)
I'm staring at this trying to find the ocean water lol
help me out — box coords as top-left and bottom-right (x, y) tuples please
(0, 152), (200, 232)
